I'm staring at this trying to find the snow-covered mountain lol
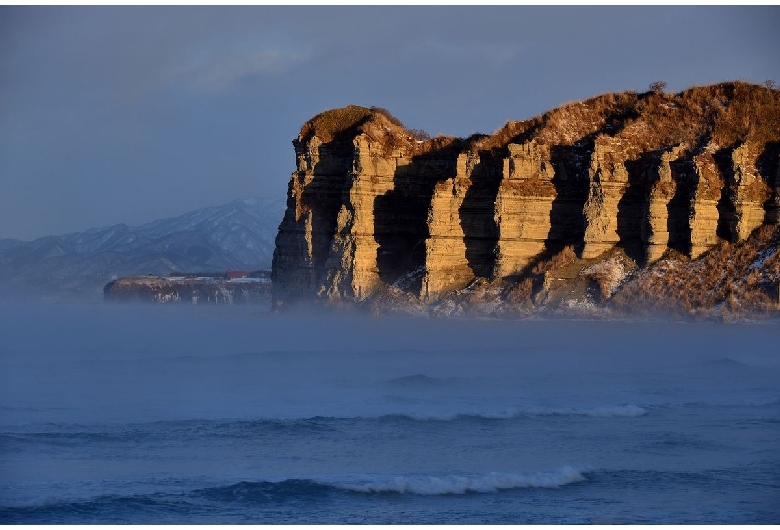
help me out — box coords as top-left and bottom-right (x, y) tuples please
(0, 197), (286, 299)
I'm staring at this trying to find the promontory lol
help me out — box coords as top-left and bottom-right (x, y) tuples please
(271, 82), (780, 318)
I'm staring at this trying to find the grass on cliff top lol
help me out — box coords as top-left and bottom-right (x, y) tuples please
(299, 105), (374, 143)
(298, 82), (779, 164)
(298, 105), (421, 143)
(298, 104), (459, 156)
(473, 81), (780, 159)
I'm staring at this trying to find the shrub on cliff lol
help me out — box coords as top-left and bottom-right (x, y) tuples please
(648, 80), (667, 93)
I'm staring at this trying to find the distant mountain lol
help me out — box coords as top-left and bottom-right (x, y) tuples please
(0, 197), (286, 299)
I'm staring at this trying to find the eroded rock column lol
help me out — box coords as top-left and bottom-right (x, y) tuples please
(493, 141), (556, 276)
(422, 153), (474, 300)
(642, 145), (687, 262)
(581, 138), (630, 259)
(690, 148), (724, 258)
(731, 143), (771, 241)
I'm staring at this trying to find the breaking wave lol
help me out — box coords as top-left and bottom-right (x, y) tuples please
(0, 467), (589, 522)
(332, 467), (588, 495)
(194, 467), (589, 500)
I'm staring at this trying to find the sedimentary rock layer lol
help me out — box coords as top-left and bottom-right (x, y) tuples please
(272, 83), (780, 308)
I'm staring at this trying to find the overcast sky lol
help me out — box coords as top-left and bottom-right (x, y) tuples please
(1, 6), (778, 240)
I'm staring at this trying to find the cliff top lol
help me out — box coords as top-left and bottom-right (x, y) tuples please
(298, 104), (428, 142)
(299, 105), (374, 143)
(299, 82), (780, 162)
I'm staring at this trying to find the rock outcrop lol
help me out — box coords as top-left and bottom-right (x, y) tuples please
(272, 83), (780, 315)
(493, 141), (558, 278)
(104, 276), (271, 305)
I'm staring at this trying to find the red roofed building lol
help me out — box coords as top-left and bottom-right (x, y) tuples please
(226, 270), (249, 279)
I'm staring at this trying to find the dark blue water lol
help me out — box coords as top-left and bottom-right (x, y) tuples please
(1, 301), (778, 523)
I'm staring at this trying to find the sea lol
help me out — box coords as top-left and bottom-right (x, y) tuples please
(0, 300), (778, 524)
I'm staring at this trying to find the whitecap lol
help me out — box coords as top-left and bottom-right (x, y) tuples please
(330, 466), (588, 495)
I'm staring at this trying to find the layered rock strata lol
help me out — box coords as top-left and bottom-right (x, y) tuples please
(493, 141), (558, 278)
(642, 144), (687, 262)
(272, 83), (780, 309)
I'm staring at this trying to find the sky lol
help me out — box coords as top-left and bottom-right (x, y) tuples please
(1, 6), (779, 241)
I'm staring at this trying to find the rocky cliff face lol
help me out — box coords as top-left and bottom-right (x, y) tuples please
(272, 83), (780, 316)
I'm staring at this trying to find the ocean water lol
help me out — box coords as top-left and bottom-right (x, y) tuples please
(0, 301), (778, 524)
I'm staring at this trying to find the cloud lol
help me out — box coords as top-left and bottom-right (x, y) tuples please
(179, 49), (305, 91)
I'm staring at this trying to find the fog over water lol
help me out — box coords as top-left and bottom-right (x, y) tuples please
(1, 300), (778, 523)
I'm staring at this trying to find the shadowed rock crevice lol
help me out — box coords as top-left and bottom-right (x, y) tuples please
(305, 146), (352, 275)
(375, 150), (459, 288)
(756, 142), (780, 182)
(667, 157), (696, 256)
(713, 145), (737, 242)
(459, 152), (503, 278)
(757, 142), (780, 224)
(549, 141), (591, 245)
(621, 152), (657, 264)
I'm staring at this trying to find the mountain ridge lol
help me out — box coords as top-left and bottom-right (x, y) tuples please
(0, 197), (286, 299)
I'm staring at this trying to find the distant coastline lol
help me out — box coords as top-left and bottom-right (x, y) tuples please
(104, 270), (271, 305)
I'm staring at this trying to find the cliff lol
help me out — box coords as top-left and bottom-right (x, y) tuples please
(272, 82), (780, 318)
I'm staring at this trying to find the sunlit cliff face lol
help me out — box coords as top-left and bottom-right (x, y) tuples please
(272, 84), (780, 317)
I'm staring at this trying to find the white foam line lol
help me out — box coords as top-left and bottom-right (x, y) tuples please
(330, 467), (588, 495)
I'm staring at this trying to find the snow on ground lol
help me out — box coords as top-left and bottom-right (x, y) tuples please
(749, 246), (777, 271)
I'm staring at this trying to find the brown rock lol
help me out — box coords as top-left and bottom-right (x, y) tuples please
(271, 83), (780, 311)
(493, 141), (556, 276)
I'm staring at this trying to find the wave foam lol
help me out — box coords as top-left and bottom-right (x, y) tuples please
(333, 467), (588, 495)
